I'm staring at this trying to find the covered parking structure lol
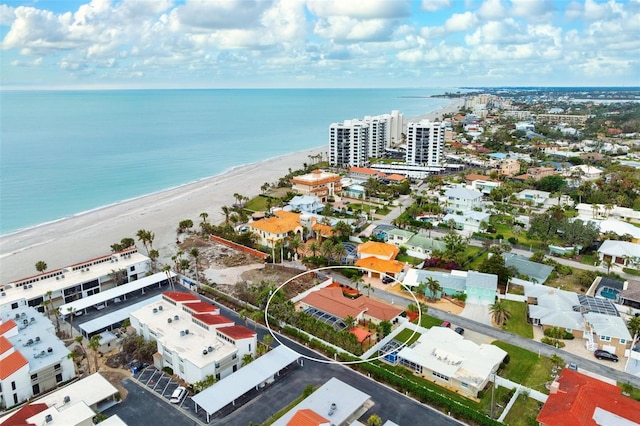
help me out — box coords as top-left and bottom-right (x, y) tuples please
(191, 345), (301, 422)
(78, 295), (162, 338)
(59, 271), (175, 316)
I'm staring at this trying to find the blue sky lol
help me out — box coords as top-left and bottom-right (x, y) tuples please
(1, 0), (639, 89)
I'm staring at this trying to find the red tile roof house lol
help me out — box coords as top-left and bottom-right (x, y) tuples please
(537, 368), (640, 426)
(298, 286), (403, 326)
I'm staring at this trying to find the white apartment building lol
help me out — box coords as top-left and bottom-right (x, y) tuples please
(1, 247), (150, 315)
(329, 111), (403, 168)
(0, 307), (74, 409)
(442, 187), (484, 213)
(405, 120), (446, 167)
(130, 292), (256, 384)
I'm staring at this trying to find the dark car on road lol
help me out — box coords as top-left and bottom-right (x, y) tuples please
(454, 326), (465, 335)
(381, 275), (394, 284)
(594, 349), (619, 362)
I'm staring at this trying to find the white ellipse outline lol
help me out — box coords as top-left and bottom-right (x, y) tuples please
(264, 265), (422, 365)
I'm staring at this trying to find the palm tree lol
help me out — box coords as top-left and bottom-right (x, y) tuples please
(87, 335), (102, 373)
(262, 334), (273, 352)
(363, 283), (374, 297)
(350, 275), (364, 292)
(149, 249), (159, 272)
(200, 212), (209, 223)
(627, 316), (640, 340)
(136, 229), (150, 254)
(308, 241), (319, 257)
(288, 235), (302, 260)
(242, 353), (254, 366)
(425, 277), (442, 302)
(162, 264), (175, 291)
(221, 206), (231, 225)
(35, 260), (48, 274)
(190, 248), (200, 281)
(489, 300), (512, 327)
(75, 335), (89, 373)
(67, 307), (75, 336)
(41, 290), (53, 321)
(343, 315), (356, 330)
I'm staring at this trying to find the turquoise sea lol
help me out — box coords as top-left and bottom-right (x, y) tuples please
(0, 89), (454, 235)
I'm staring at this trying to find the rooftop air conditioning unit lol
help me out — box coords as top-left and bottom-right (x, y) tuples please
(26, 339), (34, 346)
(158, 306), (163, 311)
(167, 318), (172, 323)
(35, 336), (40, 342)
(180, 330), (185, 337)
(152, 308), (158, 314)
(63, 395), (70, 404)
(184, 329), (189, 335)
(45, 414), (53, 423)
(174, 315), (179, 321)
(23, 319), (28, 325)
(28, 284), (33, 289)
(31, 317), (35, 323)
(21, 313), (26, 317)
(207, 346), (213, 353)
(86, 267), (90, 271)
(61, 275), (65, 278)
(23, 286), (28, 291)
(1, 292), (5, 297)
(202, 349), (208, 355)
(56, 277), (59, 280)
(15, 313), (20, 319)
(39, 350), (46, 357)
(47, 347), (53, 353)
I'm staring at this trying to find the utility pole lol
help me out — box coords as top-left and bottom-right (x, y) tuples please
(490, 373), (495, 419)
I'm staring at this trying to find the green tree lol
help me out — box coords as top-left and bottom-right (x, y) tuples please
(363, 282), (374, 297)
(88, 334), (102, 373)
(241, 353), (254, 366)
(628, 316), (640, 339)
(425, 277), (442, 302)
(367, 414), (383, 426)
(199, 212), (209, 223)
(489, 301), (512, 327)
(479, 249), (515, 286)
(350, 274), (364, 291)
(190, 248), (200, 281)
(377, 320), (392, 338)
(35, 260), (48, 274)
(343, 315), (356, 330)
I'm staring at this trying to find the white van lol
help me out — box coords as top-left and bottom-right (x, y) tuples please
(170, 386), (186, 404)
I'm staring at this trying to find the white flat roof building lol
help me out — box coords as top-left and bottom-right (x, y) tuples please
(130, 292), (256, 384)
(272, 377), (371, 426)
(396, 327), (506, 397)
(1, 248), (150, 313)
(0, 373), (122, 426)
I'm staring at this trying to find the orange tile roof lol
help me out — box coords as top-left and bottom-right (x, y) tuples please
(355, 257), (405, 274)
(0, 402), (48, 425)
(348, 167), (384, 176)
(291, 170), (341, 185)
(287, 408), (329, 426)
(312, 222), (334, 237)
(273, 210), (302, 221)
(183, 302), (218, 313)
(537, 369), (640, 426)
(250, 215), (301, 235)
(466, 173), (490, 181)
(301, 287), (403, 322)
(192, 313), (234, 326)
(162, 292), (200, 303)
(217, 325), (256, 340)
(0, 319), (17, 337)
(385, 174), (407, 182)
(356, 241), (399, 260)
(350, 327), (371, 343)
(0, 335), (13, 355)
(0, 350), (29, 380)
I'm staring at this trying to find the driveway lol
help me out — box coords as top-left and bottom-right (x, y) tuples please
(460, 303), (492, 325)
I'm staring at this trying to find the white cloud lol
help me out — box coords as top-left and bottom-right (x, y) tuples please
(444, 11), (478, 32)
(173, 0), (270, 30)
(307, 0), (411, 19)
(314, 16), (394, 42)
(477, 0), (507, 20)
(421, 0), (451, 12)
(0, 4), (15, 26)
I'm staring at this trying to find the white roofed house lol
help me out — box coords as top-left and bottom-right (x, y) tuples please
(130, 292), (256, 383)
(525, 286), (632, 356)
(285, 195), (324, 214)
(442, 187), (484, 213)
(394, 327), (507, 397)
(442, 211), (490, 235)
(597, 240), (640, 268)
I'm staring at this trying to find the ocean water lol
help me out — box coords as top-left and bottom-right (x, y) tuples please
(0, 89), (454, 235)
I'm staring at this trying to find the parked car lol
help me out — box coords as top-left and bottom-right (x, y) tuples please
(568, 362), (578, 371)
(454, 326), (465, 335)
(594, 349), (619, 362)
(170, 386), (187, 404)
(381, 275), (394, 284)
(95, 303), (106, 310)
(441, 321), (451, 328)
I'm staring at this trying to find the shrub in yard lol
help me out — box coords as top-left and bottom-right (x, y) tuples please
(541, 337), (565, 348)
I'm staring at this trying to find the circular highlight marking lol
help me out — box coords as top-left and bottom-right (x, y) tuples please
(264, 265), (422, 365)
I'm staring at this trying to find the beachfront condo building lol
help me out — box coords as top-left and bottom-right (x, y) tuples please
(290, 169), (342, 202)
(329, 110), (403, 168)
(0, 306), (75, 408)
(405, 120), (446, 167)
(130, 292), (256, 384)
(0, 248), (150, 317)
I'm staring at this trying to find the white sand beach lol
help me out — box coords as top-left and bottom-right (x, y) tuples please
(0, 97), (465, 285)
(0, 147), (327, 284)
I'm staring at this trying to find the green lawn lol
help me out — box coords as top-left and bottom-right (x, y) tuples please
(244, 195), (269, 212)
(394, 328), (422, 346)
(502, 300), (533, 339)
(491, 341), (552, 388)
(416, 314), (444, 329)
(397, 253), (424, 266)
(502, 393), (543, 426)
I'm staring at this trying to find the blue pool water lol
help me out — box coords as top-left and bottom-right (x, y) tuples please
(600, 287), (620, 300)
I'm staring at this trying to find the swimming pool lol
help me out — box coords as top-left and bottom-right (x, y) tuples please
(600, 287), (620, 300)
